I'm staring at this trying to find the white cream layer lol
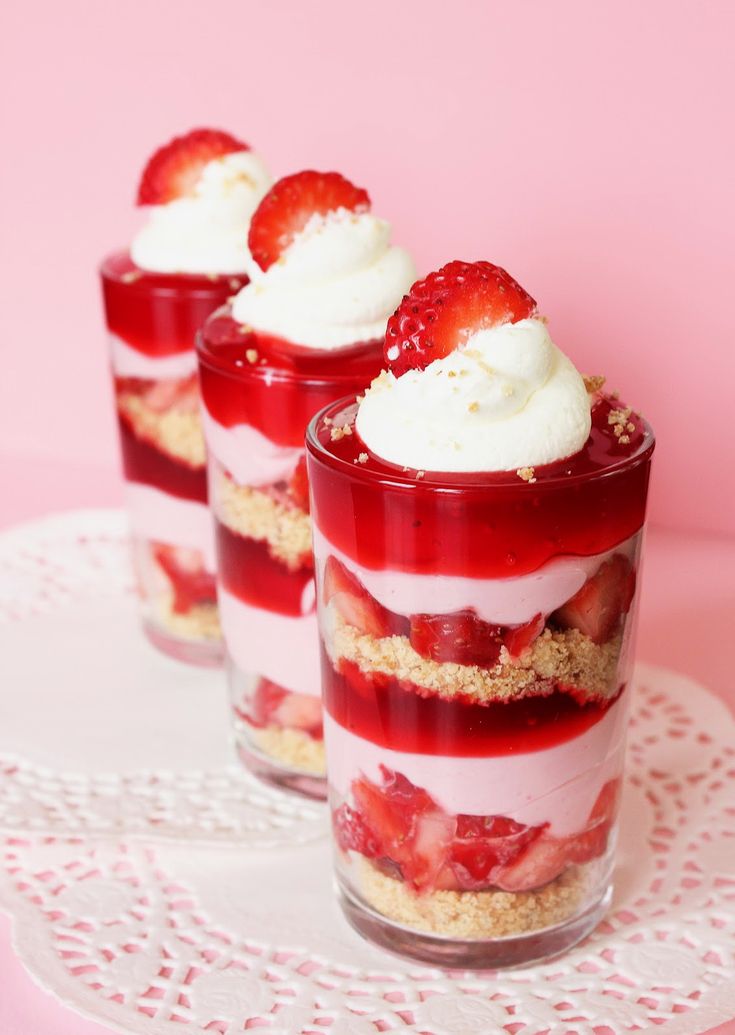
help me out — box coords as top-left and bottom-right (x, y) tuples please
(202, 408), (302, 487)
(131, 151), (272, 275)
(110, 335), (197, 381)
(313, 526), (640, 627)
(219, 587), (321, 698)
(357, 318), (592, 472)
(325, 699), (627, 836)
(124, 482), (216, 571)
(231, 209), (416, 350)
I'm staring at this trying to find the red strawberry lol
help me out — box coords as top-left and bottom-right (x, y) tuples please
(322, 556), (392, 638)
(493, 834), (569, 892)
(449, 814), (546, 890)
(384, 260), (537, 377)
(552, 555), (636, 645)
(333, 803), (380, 858)
(272, 690), (323, 738)
(287, 455), (310, 513)
(251, 677), (288, 727)
(151, 544), (216, 613)
(137, 128), (248, 206)
(248, 170), (370, 271)
(503, 613), (545, 658)
(409, 609), (503, 668)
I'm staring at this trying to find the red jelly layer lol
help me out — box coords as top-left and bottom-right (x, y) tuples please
(117, 414), (207, 503)
(322, 649), (618, 757)
(197, 308), (383, 447)
(100, 251), (245, 356)
(216, 519), (314, 617)
(307, 395), (654, 578)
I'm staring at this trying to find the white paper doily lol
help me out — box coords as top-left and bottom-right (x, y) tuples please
(0, 510), (325, 847)
(0, 510), (733, 1035)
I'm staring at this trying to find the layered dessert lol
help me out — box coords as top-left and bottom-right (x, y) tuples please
(306, 260), (654, 965)
(100, 128), (271, 663)
(197, 170), (416, 794)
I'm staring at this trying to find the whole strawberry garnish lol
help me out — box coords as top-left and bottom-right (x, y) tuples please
(385, 260), (537, 377)
(137, 128), (248, 205)
(248, 170), (370, 271)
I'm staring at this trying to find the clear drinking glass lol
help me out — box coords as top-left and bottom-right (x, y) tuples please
(306, 392), (654, 967)
(197, 308), (383, 798)
(100, 252), (245, 665)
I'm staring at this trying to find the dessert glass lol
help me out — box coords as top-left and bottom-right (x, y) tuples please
(100, 252), (244, 665)
(197, 310), (383, 798)
(306, 393), (654, 967)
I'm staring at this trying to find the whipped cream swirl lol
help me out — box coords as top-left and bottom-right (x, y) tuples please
(231, 209), (416, 350)
(131, 151), (271, 275)
(356, 318), (592, 472)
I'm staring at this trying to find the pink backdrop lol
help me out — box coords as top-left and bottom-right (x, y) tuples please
(2, 0), (733, 535)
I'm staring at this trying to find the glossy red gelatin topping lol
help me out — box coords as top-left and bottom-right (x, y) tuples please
(100, 251), (246, 356)
(197, 308), (384, 447)
(307, 394), (654, 578)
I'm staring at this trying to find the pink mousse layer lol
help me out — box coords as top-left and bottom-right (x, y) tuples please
(313, 527), (640, 627)
(124, 482), (216, 570)
(219, 587), (321, 698)
(203, 409), (302, 488)
(109, 335), (197, 381)
(324, 697), (628, 837)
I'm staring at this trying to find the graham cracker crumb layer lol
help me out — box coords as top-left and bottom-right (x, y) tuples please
(249, 726), (326, 776)
(329, 609), (620, 704)
(215, 474), (312, 571)
(117, 393), (206, 468)
(354, 857), (595, 939)
(154, 595), (221, 642)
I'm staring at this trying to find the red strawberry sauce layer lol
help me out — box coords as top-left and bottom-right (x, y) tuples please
(323, 648), (619, 757)
(117, 412), (207, 503)
(197, 308), (384, 448)
(306, 394), (654, 579)
(216, 519), (314, 617)
(100, 252), (246, 356)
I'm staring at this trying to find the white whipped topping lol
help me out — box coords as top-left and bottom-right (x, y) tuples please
(131, 151), (271, 275)
(231, 209), (416, 350)
(356, 318), (591, 472)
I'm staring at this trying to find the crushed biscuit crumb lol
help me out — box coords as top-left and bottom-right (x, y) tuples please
(517, 466), (537, 483)
(416, 470), (425, 479)
(121, 270), (142, 284)
(245, 348), (259, 365)
(583, 374), (606, 394)
(323, 416), (333, 427)
(468, 401), (479, 413)
(331, 424), (353, 442)
(355, 453), (368, 464)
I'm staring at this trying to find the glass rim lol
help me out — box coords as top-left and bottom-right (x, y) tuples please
(306, 394), (656, 494)
(99, 250), (247, 299)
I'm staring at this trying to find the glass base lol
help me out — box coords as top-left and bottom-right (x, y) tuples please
(337, 873), (612, 970)
(235, 739), (327, 801)
(143, 619), (224, 668)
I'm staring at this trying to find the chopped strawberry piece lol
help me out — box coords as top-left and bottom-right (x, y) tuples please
(552, 555), (636, 644)
(322, 556), (395, 638)
(503, 613), (545, 657)
(333, 804), (380, 858)
(143, 374), (200, 414)
(137, 128), (248, 205)
(409, 609), (504, 668)
(287, 455), (310, 513)
(449, 814), (546, 890)
(250, 677), (288, 726)
(385, 260), (537, 377)
(493, 834), (570, 892)
(248, 170), (370, 271)
(272, 691), (323, 738)
(151, 544), (216, 613)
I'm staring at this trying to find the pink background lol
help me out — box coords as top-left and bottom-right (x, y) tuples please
(2, 0), (734, 535)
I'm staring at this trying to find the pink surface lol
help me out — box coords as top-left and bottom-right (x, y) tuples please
(2, 0), (735, 536)
(0, 457), (733, 1032)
